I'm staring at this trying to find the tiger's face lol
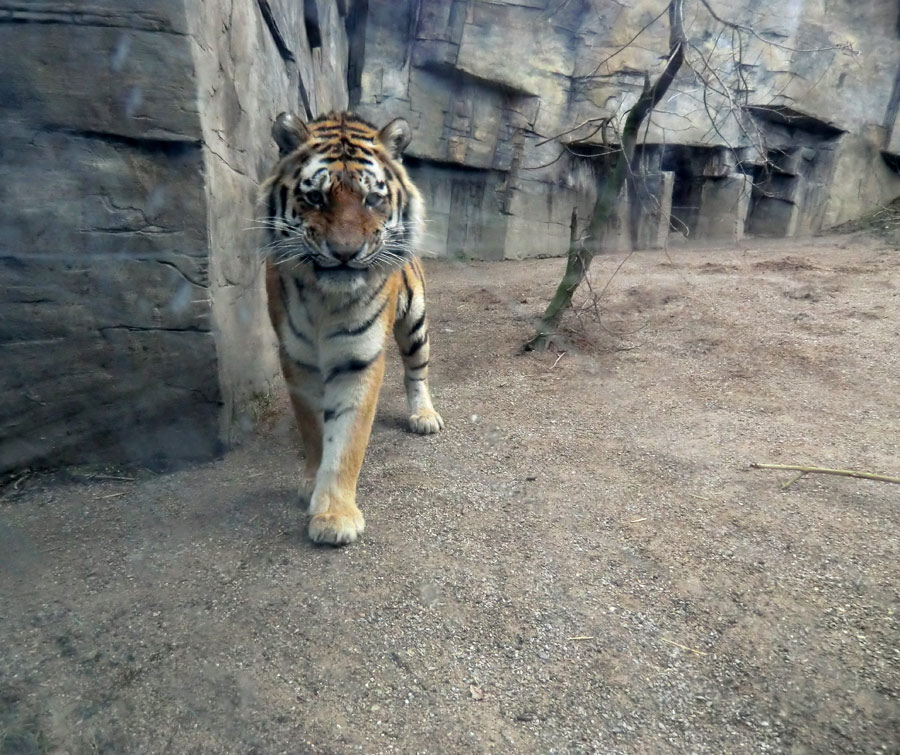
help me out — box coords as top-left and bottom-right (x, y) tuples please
(262, 111), (424, 292)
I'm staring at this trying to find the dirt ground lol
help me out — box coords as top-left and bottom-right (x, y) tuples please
(1, 234), (898, 754)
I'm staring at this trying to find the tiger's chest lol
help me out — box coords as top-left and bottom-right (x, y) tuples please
(274, 267), (398, 381)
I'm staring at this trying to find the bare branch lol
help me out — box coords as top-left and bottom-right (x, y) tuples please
(577, 4), (670, 82)
(528, 0), (853, 351)
(534, 116), (611, 148)
(750, 463), (900, 485)
(695, 0), (859, 55)
(527, 0), (687, 351)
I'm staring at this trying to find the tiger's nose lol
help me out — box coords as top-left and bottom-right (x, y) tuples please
(328, 241), (365, 263)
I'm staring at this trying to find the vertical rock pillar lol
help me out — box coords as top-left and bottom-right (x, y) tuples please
(632, 172), (675, 249)
(696, 174), (753, 242)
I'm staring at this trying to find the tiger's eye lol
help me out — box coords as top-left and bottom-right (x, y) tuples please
(365, 193), (385, 209)
(306, 190), (325, 207)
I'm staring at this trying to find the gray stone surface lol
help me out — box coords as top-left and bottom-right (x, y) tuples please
(697, 175), (754, 242)
(0, 1), (214, 471)
(632, 172), (676, 250)
(820, 131), (900, 228)
(0, 0), (349, 472)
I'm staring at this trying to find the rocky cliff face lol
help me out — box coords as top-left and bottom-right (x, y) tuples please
(0, 0), (351, 472)
(353, 0), (900, 258)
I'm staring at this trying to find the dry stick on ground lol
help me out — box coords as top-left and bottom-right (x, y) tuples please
(525, 0), (686, 351)
(749, 463), (900, 485)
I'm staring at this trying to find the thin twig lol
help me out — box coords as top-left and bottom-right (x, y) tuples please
(535, 116), (610, 148)
(696, 0), (858, 55)
(661, 637), (708, 656)
(782, 472), (807, 489)
(750, 463), (900, 485)
(578, 4), (670, 81)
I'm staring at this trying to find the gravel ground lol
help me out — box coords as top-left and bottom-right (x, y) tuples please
(1, 235), (898, 754)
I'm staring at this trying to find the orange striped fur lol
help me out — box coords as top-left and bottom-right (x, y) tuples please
(262, 112), (443, 545)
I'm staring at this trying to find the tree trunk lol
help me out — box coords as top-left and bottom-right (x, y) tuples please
(526, 0), (685, 351)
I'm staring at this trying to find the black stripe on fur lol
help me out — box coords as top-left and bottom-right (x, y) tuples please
(330, 296), (389, 338)
(325, 352), (382, 382)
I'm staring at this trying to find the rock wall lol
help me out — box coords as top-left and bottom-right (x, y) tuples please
(186, 0), (350, 443)
(353, 0), (900, 258)
(0, 0), (350, 472)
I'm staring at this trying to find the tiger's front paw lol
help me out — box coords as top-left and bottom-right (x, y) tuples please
(409, 408), (444, 435)
(308, 506), (365, 545)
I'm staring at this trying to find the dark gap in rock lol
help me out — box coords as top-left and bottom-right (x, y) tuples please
(304, 0), (323, 50)
(43, 127), (201, 155)
(256, 0), (295, 63)
(298, 74), (314, 121)
(404, 155), (486, 173)
(741, 117), (840, 237)
(346, 0), (369, 106)
(882, 64), (900, 142)
(659, 145), (719, 235)
(744, 105), (845, 138)
(882, 152), (900, 173)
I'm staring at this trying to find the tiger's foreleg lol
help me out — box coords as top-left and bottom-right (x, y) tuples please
(267, 264), (325, 503)
(281, 360), (323, 502)
(394, 262), (444, 435)
(306, 352), (386, 545)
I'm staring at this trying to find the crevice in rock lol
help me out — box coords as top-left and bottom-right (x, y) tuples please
(205, 144), (253, 180)
(882, 64), (900, 147)
(404, 155), (495, 173)
(156, 259), (208, 289)
(98, 324), (210, 334)
(416, 61), (539, 99)
(882, 151), (900, 173)
(79, 227), (177, 236)
(0, 8), (185, 34)
(403, 0), (423, 68)
(298, 73), (314, 120)
(44, 127), (202, 154)
(256, 0), (295, 63)
(304, 0), (322, 49)
(346, 0), (368, 108)
(745, 106), (845, 138)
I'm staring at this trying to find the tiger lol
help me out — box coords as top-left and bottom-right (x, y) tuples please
(261, 111), (444, 546)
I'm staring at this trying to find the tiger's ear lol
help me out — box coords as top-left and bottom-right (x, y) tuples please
(378, 118), (412, 160)
(272, 112), (310, 155)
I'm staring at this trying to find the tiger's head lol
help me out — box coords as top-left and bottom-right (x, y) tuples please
(262, 111), (424, 291)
